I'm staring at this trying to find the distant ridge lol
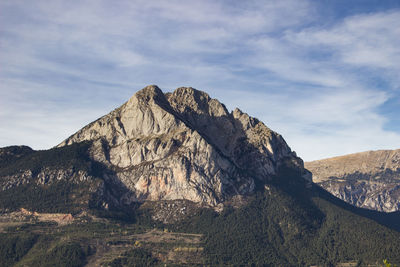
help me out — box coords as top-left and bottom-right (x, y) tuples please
(306, 149), (400, 212)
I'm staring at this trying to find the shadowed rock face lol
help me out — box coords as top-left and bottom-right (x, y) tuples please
(57, 85), (306, 206)
(306, 150), (400, 212)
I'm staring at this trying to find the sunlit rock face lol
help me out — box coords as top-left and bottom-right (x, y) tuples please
(58, 85), (305, 206)
(306, 150), (400, 212)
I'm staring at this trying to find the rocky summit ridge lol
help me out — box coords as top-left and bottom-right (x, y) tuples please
(57, 85), (308, 206)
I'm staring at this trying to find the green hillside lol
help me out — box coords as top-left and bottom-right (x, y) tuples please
(0, 144), (399, 266)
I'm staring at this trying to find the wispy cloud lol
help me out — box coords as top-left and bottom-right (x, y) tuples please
(287, 10), (400, 85)
(1, 0), (399, 160)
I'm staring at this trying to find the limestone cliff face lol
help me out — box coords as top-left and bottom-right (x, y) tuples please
(305, 150), (400, 212)
(57, 85), (305, 206)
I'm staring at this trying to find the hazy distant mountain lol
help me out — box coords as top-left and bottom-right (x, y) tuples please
(1, 86), (399, 266)
(306, 150), (400, 212)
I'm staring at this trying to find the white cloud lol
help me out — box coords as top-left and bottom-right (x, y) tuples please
(219, 87), (400, 161)
(287, 10), (400, 78)
(1, 0), (400, 161)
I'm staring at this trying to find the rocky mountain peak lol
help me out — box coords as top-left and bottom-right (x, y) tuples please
(167, 87), (229, 118)
(56, 85), (307, 206)
(133, 84), (163, 99)
(127, 84), (170, 110)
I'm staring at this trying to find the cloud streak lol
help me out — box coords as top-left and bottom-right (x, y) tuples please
(1, 0), (399, 160)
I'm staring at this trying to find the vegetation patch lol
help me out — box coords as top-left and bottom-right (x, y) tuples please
(0, 232), (38, 267)
(0, 180), (95, 214)
(0, 142), (92, 177)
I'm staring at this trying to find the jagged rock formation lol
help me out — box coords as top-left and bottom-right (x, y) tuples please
(306, 150), (400, 212)
(56, 85), (307, 206)
(3, 87), (400, 267)
(0, 167), (92, 190)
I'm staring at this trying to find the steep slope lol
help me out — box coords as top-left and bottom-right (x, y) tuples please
(57, 85), (307, 206)
(0, 142), (116, 214)
(306, 149), (400, 212)
(1, 85), (400, 266)
(172, 166), (400, 265)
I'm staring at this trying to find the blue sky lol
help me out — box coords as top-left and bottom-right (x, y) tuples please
(1, 0), (399, 161)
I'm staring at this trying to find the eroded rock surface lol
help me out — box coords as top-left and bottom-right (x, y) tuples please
(56, 85), (306, 206)
(306, 150), (400, 212)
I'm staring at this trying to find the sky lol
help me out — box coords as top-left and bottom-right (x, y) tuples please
(1, 0), (399, 161)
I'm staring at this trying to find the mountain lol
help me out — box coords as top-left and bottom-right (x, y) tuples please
(1, 85), (400, 266)
(1, 85), (308, 214)
(306, 149), (400, 212)
(56, 85), (308, 207)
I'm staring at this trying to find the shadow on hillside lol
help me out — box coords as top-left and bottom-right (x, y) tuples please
(310, 181), (400, 232)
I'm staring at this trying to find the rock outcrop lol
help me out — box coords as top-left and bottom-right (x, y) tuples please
(0, 167), (93, 191)
(56, 85), (306, 206)
(306, 150), (400, 212)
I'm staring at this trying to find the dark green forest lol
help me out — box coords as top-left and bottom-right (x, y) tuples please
(168, 167), (400, 266)
(0, 143), (399, 266)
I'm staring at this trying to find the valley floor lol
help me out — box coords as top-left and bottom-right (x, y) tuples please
(0, 209), (205, 266)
